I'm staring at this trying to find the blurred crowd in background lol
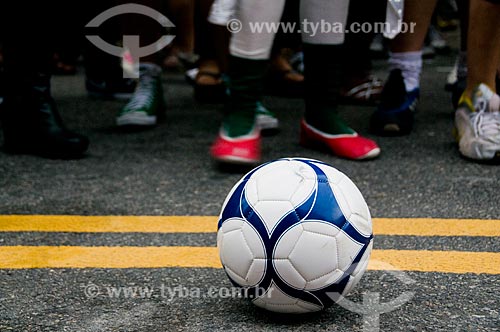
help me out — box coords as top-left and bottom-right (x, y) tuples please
(0, 0), (499, 165)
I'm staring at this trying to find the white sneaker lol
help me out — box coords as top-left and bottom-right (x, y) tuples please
(455, 84), (500, 160)
(255, 102), (279, 132)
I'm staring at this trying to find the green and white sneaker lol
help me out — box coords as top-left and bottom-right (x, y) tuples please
(455, 84), (500, 161)
(256, 102), (279, 132)
(116, 64), (165, 127)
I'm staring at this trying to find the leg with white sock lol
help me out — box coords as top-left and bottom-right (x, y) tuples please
(299, 0), (380, 160)
(210, 0), (286, 164)
(371, 0), (438, 136)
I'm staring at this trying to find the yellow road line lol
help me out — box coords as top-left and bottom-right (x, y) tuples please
(0, 215), (499, 237)
(1, 246), (499, 274)
(0, 215), (217, 233)
(373, 218), (500, 237)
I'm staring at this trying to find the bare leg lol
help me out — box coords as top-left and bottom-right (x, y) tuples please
(454, 0), (500, 162)
(166, 0), (195, 55)
(390, 0), (439, 52)
(371, 0), (439, 136)
(195, 0), (221, 85)
(464, 0), (500, 96)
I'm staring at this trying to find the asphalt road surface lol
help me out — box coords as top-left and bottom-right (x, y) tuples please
(0, 32), (499, 331)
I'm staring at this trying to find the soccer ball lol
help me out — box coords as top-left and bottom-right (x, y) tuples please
(217, 158), (373, 314)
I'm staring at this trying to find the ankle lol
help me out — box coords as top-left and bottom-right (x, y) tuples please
(222, 113), (256, 138)
(305, 112), (355, 136)
(388, 51), (422, 92)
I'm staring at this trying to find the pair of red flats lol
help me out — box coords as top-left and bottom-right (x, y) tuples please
(210, 120), (380, 164)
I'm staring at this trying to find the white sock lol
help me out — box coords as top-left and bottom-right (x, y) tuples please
(388, 51), (423, 92)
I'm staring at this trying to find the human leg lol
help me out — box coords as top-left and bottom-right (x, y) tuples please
(210, 0), (286, 164)
(371, 0), (439, 136)
(454, 0), (500, 161)
(299, 0), (380, 160)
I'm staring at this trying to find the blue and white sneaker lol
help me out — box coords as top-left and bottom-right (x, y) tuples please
(370, 69), (419, 136)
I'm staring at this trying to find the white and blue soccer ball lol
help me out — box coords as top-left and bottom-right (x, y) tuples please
(217, 158), (373, 314)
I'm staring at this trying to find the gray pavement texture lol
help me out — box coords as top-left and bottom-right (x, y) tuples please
(1, 32), (500, 331)
(1, 58), (500, 219)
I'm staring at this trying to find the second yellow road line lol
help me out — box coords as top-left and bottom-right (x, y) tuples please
(369, 250), (500, 274)
(1, 246), (499, 274)
(0, 215), (499, 237)
(0, 246), (221, 269)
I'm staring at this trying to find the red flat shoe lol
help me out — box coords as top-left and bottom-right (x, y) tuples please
(300, 120), (380, 160)
(210, 129), (261, 165)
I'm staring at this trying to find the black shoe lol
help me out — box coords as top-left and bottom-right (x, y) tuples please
(1, 74), (89, 159)
(370, 69), (419, 136)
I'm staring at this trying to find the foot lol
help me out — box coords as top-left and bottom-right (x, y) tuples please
(300, 120), (380, 160)
(370, 69), (419, 136)
(210, 127), (261, 165)
(4, 128), (89, 159)
(2, 95), (89, 159)
(455, 84), (500, 161)
(116, 64), (164, 127)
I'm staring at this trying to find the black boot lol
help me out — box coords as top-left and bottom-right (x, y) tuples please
(302, 43), (354, 135)
(0, 2), (89, 159)
(1, 72), (89, 158)
(223, 56), (269, 137)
